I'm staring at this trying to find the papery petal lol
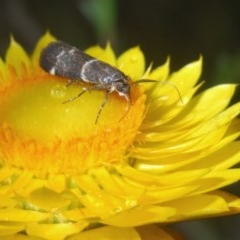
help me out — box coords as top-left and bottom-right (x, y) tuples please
(32, 31), (56, 68)
(117, 46), (145, 79)
(148, 57), (170, 81)
(6, 37), (31, 78)
(85, 42), (116, 66)
(26, 222), (88, 240)
(150, 58), (202, 105)
(68, 226), (141, 240)
(164, 191), (240, 221)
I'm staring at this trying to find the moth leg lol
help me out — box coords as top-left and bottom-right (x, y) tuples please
(62, 88), (87, 104)
(63, 85), (110, 124)
(62, 85), (104, 104)
(95, 91), (109, 124)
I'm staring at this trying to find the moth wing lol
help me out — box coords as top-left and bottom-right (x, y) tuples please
(40, 41), (94, 80)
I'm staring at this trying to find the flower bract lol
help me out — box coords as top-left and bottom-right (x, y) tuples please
(0, 32), (239, 239)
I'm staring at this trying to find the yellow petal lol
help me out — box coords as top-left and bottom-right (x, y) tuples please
(165, 190), (240, 221)
(69, 226), (141, 240)
(6, 37), (30, 78)
(198, 169), (240, 193)
(136, 225), (177, 240)
(0, 209), (49, 222)
(85, 42), (116, 66)
(215, 190), (240, 210)
(102, 205), (175, 226)
(165, 194), (230, 221)
(118, 166), (208, 187)
(26, 222), (88, 240)
(144, 83), (203, 127)
(0, 225), (25, 237)
(0, 58), (7, 83)
(28, 188), (71, 210)
(169, 84), (237, 128)
(117, 46), (145, 79)
(150, 57), (202, 104)
(148, 57), (170, 81)
(179, 141), (240, 170)
(139, 58), (171, 92)
(31, 31), (56, 68)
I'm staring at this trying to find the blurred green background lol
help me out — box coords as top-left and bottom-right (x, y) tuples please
(0, 0), (240, 239)
(1, 0), (240, 90)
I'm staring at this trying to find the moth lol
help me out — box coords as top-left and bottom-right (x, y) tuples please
(40, 41), (180, 123)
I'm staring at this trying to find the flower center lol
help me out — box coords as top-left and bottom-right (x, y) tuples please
(0, 73), (146, 176)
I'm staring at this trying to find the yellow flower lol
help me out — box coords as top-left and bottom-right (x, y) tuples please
(0, 32), (240, 240)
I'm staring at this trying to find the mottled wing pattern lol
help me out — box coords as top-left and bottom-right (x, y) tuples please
(40, 41), (93, 80)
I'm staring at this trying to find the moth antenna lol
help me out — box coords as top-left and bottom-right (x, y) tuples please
(132, 79), (183, 103)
